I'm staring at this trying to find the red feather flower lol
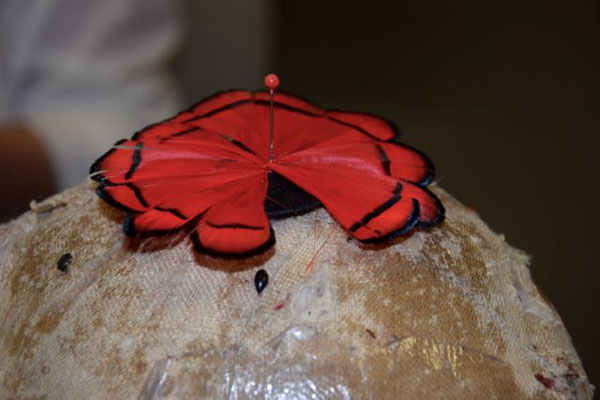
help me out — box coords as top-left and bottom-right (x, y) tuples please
(90, 90), (444, 257)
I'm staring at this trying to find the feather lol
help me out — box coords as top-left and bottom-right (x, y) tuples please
(90, 90), (444, 257)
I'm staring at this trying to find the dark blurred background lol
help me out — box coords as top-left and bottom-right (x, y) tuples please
(1, 0), (598, 387)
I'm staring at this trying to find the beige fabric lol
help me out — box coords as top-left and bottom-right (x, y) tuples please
(0, 182), (593, 399)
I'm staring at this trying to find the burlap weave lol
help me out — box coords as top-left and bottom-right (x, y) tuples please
(0, 183), (593, 399)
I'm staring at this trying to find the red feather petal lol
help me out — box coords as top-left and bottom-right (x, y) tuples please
(125, 208), (187, 235)
(272, 162), (419, 243)
(326, 111), (398, 141)
(192, 174), (273, 257)
(185, 90), (252, 119)
(253, 91), (324, 115)
(132, 90), (253, 141)
(98, 183), (149, 212)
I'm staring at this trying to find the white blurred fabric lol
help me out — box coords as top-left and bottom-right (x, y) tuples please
(0, 0), (183, 188)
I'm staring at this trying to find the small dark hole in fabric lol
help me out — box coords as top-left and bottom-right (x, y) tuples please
(57, 253), (72, 273)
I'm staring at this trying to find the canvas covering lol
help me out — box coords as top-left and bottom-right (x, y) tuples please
(0, 183), (593, 399)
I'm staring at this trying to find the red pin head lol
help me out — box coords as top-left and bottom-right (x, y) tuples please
(264, 74), (280, 91)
